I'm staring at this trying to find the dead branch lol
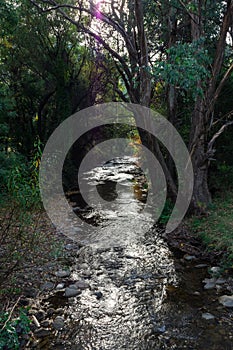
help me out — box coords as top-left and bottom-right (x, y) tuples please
(213, 62), (233, 102)
(1, 296), (21, 331)
(211, 109), (233, 128)
(207, 120), (233, 154)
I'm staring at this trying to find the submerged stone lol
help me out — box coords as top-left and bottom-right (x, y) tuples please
(216, 278), (227, 285)
(184, 255), (196, 261)
(195, 264), (208, 268)
(202, 313), (215, 320)
(53, 316), (65, 330)
(219, 295), (233, 307)
(64, 287), (81, 297)
(204, 282), (216, 290)
(210, 266), (221, 275)
(203, 278), (216, 290)
(55, 270), (71, 278)
(40, 282), (54, 291)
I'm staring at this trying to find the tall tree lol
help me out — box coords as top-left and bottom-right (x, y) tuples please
(31, 0), (233, 212)
(188, 0), (233, 210)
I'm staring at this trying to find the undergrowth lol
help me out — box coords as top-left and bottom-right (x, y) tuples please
(0, 139), (65, 348)
(189, 189), (233, 268)
(0, 306), (31, 349)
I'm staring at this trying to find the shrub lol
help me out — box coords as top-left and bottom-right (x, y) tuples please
(0, 139), (43, 285)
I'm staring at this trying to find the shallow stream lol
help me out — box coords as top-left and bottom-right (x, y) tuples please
(44, 157), (233, 350)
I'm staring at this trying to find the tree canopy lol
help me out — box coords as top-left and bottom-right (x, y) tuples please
(1, 0), (233, 212)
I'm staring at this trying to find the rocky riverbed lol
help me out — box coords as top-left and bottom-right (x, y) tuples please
(1, 157), (233, 349)
(14, 227), (232, 350)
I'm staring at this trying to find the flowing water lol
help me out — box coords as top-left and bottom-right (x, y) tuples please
(64, 157), (176, 349)
(44, 157), (233, 350)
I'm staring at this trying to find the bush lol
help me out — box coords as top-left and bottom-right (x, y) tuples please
(0, 152), (26, 201)
(6, 139), (42, 209)
(0, 139), (43, 285)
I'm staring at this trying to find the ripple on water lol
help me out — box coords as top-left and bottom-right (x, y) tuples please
(61, 157), (176, 349)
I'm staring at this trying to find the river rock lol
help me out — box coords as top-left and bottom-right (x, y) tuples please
(52, 316), (65, 330)
(154, 325), (166, 333)
(40, 282), (54, 291)
(219, 295), (233, 307)
(94, 291), (103, 300)
(184, 255), (196, 261)
(75, 280), (89, 290)
(204, 282), (216, 290)
(216, 278), (227, 285)
(47, 308), (56, 316)
(34, 328), (51, 338)
(203, 278), (216, 290)
(195, 264), (208, 269)
(55, 270), (71, 278)
(35, 309), (46, 321)
(193, 291), (201, 296)
(78, 263), (89, 270)
(55, 308), (64, 315)
(210, 266), (221, 275)
(65, 243), (76, 250)
(64, 287), (81, 297)
(40, 320), (51, 328)
(81, 270), (92, 278)
(23, 287), (37, 298)
(202, 313), (215, 320)
(56, 283), (65, 290)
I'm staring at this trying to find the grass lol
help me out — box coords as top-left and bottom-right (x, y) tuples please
(188, 190), (233, 267)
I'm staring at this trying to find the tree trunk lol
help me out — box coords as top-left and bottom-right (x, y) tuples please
(134, 0), (178, 200)
(189, 0), (233, 212)
(189, 103), (212, 212)
(167, 3), (177, 178)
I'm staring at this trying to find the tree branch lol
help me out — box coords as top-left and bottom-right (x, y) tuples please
(30, 0), (133, 83)
(177, 0), (199, 25)
(207, 120), (233, 155)
(31, 0), (137, 62)
(214, 62), (233, 101)
(30, 0), (79, 13)
(211, 109), (233, 128)
(205, 0), (233, 119)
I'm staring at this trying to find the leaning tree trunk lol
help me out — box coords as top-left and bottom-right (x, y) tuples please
(134, 0), (178, 200)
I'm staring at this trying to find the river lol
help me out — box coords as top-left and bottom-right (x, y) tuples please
(43, 157), (233, 350)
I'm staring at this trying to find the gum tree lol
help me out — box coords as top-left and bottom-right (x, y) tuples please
(30, 0), (233, 213)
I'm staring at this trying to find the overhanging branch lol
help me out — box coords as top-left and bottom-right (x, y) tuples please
(214, 62), (233, 102)
(207, 120), (233, 155)
(30, 0), (133, 83)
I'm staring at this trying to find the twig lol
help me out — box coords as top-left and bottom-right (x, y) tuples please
(211, 109), (233, 128)
(1, 296), (21, 331)
(32, 315), (40, 328)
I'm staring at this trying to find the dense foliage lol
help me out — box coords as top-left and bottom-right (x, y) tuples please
(0, 0), (233, 243)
